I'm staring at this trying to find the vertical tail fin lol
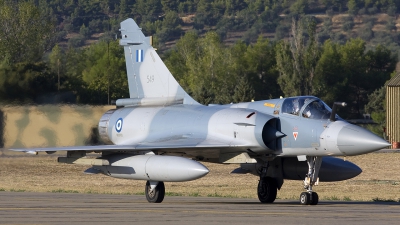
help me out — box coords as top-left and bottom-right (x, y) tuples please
(119, 18), (199, 106)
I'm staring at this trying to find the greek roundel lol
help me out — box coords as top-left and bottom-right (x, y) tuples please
(136, 49), (144, 62)
(115, 118), (123, 133)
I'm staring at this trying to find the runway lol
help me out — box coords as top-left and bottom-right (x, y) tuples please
(0, 192), (399, 225)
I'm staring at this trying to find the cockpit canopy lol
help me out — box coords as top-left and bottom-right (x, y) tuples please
(281, 97), (333, 120)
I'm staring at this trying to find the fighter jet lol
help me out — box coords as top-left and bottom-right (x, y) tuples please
(11, 18), (390, 205)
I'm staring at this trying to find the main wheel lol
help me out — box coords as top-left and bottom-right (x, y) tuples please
(300, 192), (311, 205)
(145, 181), (165, 203)
(310, 192), (319, 205)
(257, 177), (277, 203)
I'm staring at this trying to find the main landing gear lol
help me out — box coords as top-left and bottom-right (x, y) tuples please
(300, 156), (322, 205)
(257, 162), (278, 203)
(145, 181), (165, 203)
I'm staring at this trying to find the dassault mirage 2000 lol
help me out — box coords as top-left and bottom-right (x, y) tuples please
(11, 18), (390, 205)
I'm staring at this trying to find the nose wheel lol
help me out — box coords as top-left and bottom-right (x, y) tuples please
(300, 191), (319, 205)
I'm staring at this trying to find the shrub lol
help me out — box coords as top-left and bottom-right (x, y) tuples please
(387, 5), (397, 16)
(386, 20), (397, 32)
(358, 8), (366, 15)
(342, 21), (355, 32)
(275, 24), (289, 40)
(326, 8), (334, 17)
(318, 30), (331, 43)
(79, 24), (90, 39)
(368, 6), (378, 14)
(360, 28), (374, 41)
(323, 18), (333, 30)
(68, 35), (85, 48)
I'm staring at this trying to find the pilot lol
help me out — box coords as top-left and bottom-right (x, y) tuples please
(292, 98), (304, 115)
(303, 107), (312, 118)
(302, 99), (313, 118)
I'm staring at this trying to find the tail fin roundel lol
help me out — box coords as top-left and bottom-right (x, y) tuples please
(119, 18), (199, 106)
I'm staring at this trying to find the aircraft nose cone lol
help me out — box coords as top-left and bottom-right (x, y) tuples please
(337, 124), (391, 155)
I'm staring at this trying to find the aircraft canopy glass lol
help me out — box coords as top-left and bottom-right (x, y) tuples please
(282, 97), (332, 120)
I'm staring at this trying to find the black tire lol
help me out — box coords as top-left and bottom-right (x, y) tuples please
(257, 177), (277, 203)
(145, 181), (165, 203)
(310, 192), (319, 205)
(300, 192), (311, 205)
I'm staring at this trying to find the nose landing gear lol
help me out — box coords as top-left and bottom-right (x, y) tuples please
(300, 156), (322, 205)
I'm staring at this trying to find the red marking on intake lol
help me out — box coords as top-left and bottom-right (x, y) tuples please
(293, 132), (298, 140)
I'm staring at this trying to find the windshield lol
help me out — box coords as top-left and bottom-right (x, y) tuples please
(301, 99), (332, 119)
(282, 97), (315, 116)
(282, 97), (334, 120)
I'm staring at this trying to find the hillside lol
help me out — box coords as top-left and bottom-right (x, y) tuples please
(36, 0), (398, 59)
(60, 10), (400, 75)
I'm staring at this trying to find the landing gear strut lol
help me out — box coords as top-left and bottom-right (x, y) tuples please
(145, 181), (165, 203)
(300, 156), (322, 205)
(257, 162), (277, 203)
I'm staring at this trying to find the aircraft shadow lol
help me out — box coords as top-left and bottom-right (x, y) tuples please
(182, 199), (400, 206)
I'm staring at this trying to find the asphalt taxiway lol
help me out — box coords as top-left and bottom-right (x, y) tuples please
(0, 192), (399, 225)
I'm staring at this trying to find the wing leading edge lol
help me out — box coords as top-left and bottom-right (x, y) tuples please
(9, 138), (236, 153)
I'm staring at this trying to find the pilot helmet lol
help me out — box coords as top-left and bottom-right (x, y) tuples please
(293, 98), (300, 114)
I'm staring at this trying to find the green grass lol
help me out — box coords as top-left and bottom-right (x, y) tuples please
(189, 192), (201, 197)
(372, 197), (398, 202)
(9, 189), (26, 192)
(51, 189), (79, 193)
(207, 192), (224, 197)
(85, 190), (99, 194)
(165, 192), (183, 196)
(343, 196), (352, 201)
(0, 188), (5, 191)
(206, 192), (238, 198)
(324, 196), (340, 200)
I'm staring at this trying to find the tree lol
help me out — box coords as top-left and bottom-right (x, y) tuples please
(245, 36), (281, 100)
(156, 11), (182, 44)
(229, 41), (255, 103)
(0, 0), (57, 63)
(275, 17), (320, 97)
(161, 0), (179, 12)
(315, 39), (396, 118)
(0, 62), (57, 103)
(81, 40), (128, 104)
(347, 0), (358, 15)
(365, 86), (386, 137)
(49, 44), (65, 91)
(168, 31), (200, 89)
(314, 40), (348, 106)
(232, 75), (255, 103)
(290, 0), (309, 16)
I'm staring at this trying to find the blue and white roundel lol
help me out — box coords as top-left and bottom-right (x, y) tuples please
(115, 118), (123, 133)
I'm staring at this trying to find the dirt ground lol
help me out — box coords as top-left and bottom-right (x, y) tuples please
(0, 150), (399, 202)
